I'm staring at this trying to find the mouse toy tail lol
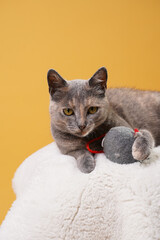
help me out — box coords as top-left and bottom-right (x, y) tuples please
(86, 134), (106, 154)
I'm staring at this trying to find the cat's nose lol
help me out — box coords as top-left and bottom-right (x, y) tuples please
(78, 124), (86, 131)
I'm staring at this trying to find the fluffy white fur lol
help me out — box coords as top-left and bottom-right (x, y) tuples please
(0, 142), (160, 240)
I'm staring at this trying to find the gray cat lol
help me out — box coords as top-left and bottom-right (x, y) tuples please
(47, 67), (158, 173)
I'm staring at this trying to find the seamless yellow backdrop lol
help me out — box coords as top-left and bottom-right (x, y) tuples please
(0, 0), (160, 224)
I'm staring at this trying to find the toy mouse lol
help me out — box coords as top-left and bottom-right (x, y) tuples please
(102, 126), (138, 164)
(86, 126), (139, 164)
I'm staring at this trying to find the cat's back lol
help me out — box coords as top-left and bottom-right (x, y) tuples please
(106, 88), (160, 143)
(107, 88), (160, 105)
(107, 88), (160, 114)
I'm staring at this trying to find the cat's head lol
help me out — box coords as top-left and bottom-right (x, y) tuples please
(47, 67), (109, 137)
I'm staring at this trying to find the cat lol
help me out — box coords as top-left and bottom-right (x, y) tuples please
(47, 67), (159, 173)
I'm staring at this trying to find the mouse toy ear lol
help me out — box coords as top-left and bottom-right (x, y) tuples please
(89, 67), (108, 89)
(47, 69), (68, 96)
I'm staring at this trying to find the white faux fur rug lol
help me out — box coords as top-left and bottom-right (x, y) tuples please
(0, 142), (160, 240)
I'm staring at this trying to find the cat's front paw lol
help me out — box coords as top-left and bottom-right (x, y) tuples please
(132, 129), (155, 161)
(77, 154), (95, 174)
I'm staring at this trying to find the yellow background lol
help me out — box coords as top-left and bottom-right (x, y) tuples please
(0, 0), (160, 224)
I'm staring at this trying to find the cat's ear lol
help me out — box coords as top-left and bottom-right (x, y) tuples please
(89, 67), (108, 89)
(47, 69), (68, 95)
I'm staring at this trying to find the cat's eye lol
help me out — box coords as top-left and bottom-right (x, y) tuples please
(63, 108), (74, 116)
(88, 107), (98, 114)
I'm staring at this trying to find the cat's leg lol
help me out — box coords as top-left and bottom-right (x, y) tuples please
(132, 129), (155, 161)
(69, 149), (95, 173)
(55, 135), (95, 173)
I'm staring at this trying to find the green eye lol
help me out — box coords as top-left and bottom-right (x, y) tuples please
(88, 107), (98, 114)
(63, 108), (74, 116)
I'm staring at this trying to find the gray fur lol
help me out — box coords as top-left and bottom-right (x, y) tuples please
(47, 67), (158, 173)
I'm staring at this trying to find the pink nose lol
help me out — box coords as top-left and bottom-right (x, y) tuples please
(78, 125), (86, 130)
